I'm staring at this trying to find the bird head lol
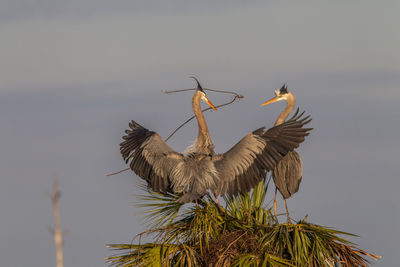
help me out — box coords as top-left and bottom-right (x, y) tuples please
(190, 76), (217, 111)
(261, 84), (290, 106)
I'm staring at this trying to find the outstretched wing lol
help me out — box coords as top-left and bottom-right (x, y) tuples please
(213, 128), (268, 196)
(213, 109), (312, 196)
(120, 121), (183, 193)
(261, 109), (312, 163)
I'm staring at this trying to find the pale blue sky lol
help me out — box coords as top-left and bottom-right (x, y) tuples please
(0, 1), (399, 266)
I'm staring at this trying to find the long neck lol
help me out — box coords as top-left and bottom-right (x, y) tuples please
(192, 91), (214, 154)
(274, 93), (296, 126)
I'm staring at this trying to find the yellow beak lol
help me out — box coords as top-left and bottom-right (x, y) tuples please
(261, 96), (280, 106)
(206, 98), (217, 111)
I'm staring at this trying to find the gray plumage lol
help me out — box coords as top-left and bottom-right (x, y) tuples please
(120, 79), (311, 203)
(272, 150), (302, 199)
(261, 84), (312, 221)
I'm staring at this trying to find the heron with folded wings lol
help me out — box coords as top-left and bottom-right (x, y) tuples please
(262, 84), (311, 222)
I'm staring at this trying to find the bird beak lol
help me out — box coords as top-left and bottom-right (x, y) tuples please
(206, 98), (217, 111)
(261, 96), (280, 106)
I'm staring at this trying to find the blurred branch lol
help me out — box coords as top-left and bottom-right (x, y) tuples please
(50, 179), (64, 267)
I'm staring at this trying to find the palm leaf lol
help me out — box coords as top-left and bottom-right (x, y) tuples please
(107, 179), (380, 266)
(136, 185), (184, 227)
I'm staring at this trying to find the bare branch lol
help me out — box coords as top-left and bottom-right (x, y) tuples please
(165, 94), (243, 142)
(106, 168), (130, 177)
(106, 88), (244, 176)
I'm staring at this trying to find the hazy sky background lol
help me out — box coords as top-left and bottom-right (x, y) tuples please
(1, 1), (399, 266)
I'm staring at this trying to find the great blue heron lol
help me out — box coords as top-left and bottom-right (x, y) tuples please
(120, 78), (311, 203)
(261, 84), (310, 222)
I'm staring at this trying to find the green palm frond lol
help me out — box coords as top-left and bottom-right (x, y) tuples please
(108, 179), (380, 266)
(224, 179), (275, 226)
(231, 253), (294, 267)
(186, 201), (223, 253)
(259, 222), (381, 266)
(107, 243), (200, 267)
(136, 185), (184, 227)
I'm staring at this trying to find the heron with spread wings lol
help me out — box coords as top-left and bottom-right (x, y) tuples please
(261, 84), (311, 222)
(120, 78), (311, 203)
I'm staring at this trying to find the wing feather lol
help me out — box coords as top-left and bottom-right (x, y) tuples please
(214, 110), (312, 197)
(120, 120), (183, 193)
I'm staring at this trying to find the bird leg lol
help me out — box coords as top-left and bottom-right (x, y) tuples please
(215, 196), (220, 205)
(274, 188), (278, 223)
(214, 194), (223, 212)
(284, 199), (291, 223)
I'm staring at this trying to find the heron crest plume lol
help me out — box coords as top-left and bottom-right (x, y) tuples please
(279, 84), (288, 94)
(189, 76), (205, 93)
